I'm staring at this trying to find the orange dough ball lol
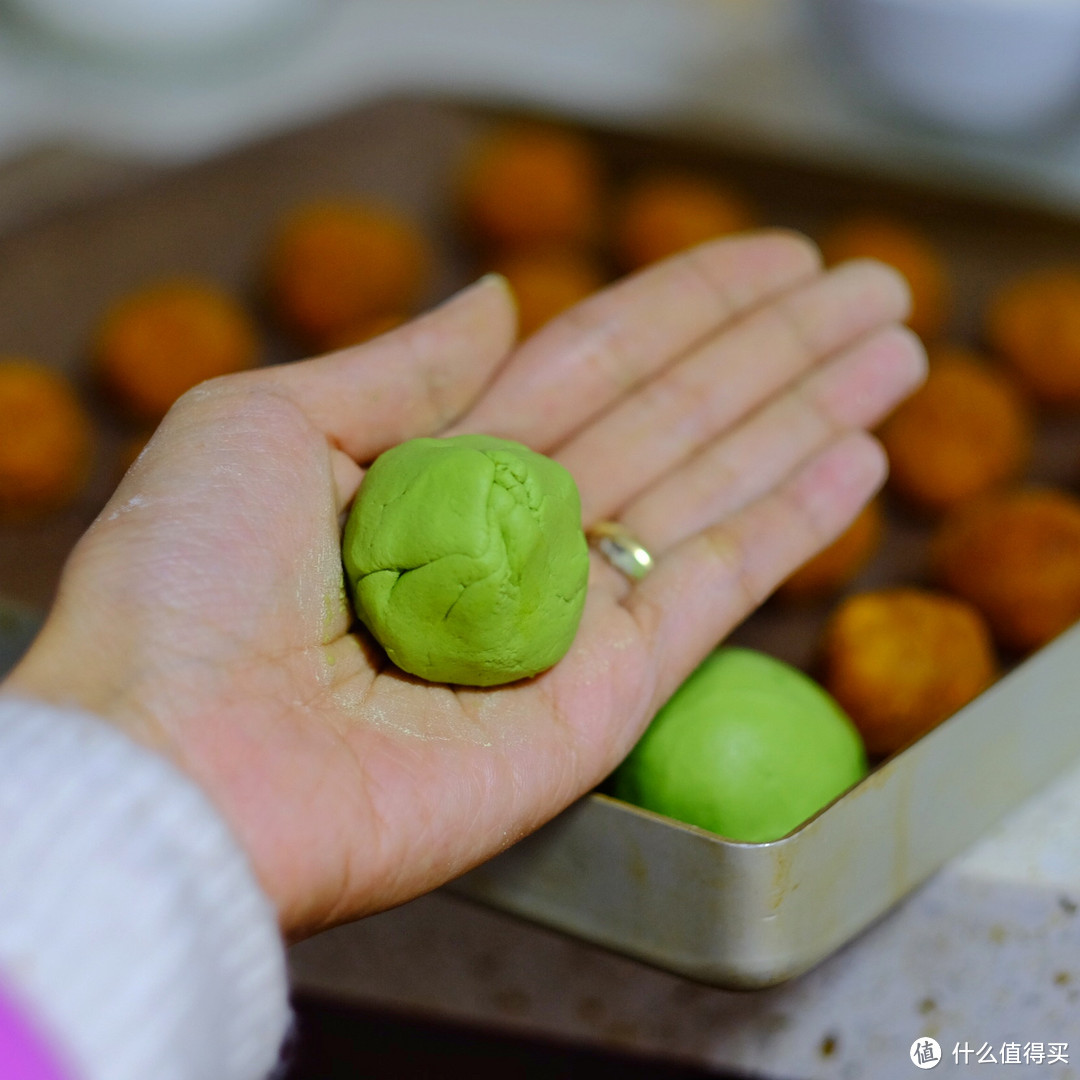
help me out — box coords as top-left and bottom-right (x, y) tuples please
(932, 488), (1080, 653)
(986, 268), (1080, 407)
(494, 250), (606, 337)
(820, 216), (949, 341)
(94, 279), (259, 422)
(777, 501), (883, 602)
(822, 587), (997, 757)
(321, 311), (407, 352)
(266, 201), (429, 351)
(879, 348), (1031, 513)
(613, 173), (754, 270)
(458, 125), (602, 251)
(0, 358), (92, 519)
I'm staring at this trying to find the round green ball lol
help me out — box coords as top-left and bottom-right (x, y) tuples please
(342, 434), (589, 686)
(612, 648), (867, 842)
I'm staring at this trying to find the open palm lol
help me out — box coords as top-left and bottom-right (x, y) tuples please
(5, 233), (923, 940)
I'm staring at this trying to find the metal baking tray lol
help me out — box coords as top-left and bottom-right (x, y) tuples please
(3, 97), (1080, 988)
(452, 623), (1080, 988)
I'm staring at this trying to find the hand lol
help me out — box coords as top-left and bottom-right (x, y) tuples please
(4, 233), (924, 940)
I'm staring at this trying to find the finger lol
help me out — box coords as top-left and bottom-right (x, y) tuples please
(625, 431), (887, 711)
(620, 324), (925, 549)
(265, 274), (517, 462)
(449, 231), (823, 449)
(560, 259), (911, 522)
(330, 447), (364, 514)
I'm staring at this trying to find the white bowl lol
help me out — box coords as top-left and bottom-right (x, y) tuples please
(816, 0), (1080, 135)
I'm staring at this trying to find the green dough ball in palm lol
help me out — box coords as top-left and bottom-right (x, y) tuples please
(613, 648), (867, 842)
(342, 434), (589, 686)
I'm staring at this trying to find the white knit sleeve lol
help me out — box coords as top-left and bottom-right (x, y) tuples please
(0, 695), (291, 1080)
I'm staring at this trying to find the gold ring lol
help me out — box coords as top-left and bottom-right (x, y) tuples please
(587, 521), (654, 581)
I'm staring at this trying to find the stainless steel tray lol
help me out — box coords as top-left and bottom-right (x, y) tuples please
(453, 623), (1080, 988)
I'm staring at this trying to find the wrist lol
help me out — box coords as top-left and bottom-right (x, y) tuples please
(4, 614), (171, 756)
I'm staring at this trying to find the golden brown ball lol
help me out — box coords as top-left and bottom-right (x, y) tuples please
(94, 278), (259, 422)
(932, 487), (1080, 653)
(879, 348), (1031, 513)
(458, 125), (603, 252)
(986, 268), (1080, 407)
(822, 587), (997, 757)
(613, 172), (754, 271)
(494, 249), (606, 338)
(266, 200), (429, 351)
(777, 501), (883, 602)
(0, 358), (93, 519)
(820, 215), (949, 341)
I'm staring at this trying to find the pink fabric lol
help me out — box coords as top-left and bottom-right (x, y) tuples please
(0, 980), (71, 1080)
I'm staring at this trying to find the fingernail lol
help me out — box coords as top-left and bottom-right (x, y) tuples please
(424, 272), (508, 317)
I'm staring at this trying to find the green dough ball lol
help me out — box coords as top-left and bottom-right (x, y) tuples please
(342, 434), (589, 686)
(612, 648), (867, 842)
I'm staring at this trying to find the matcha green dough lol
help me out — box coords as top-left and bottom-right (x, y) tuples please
(342, 434), (589, 686)
(612, 648), (867, 842)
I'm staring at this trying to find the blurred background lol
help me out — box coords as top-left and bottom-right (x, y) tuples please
(5, 2), (1080, 1078)
(4, 0), (1080, 200)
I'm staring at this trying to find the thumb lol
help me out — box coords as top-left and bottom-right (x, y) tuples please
(265, 273), (518, 462)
